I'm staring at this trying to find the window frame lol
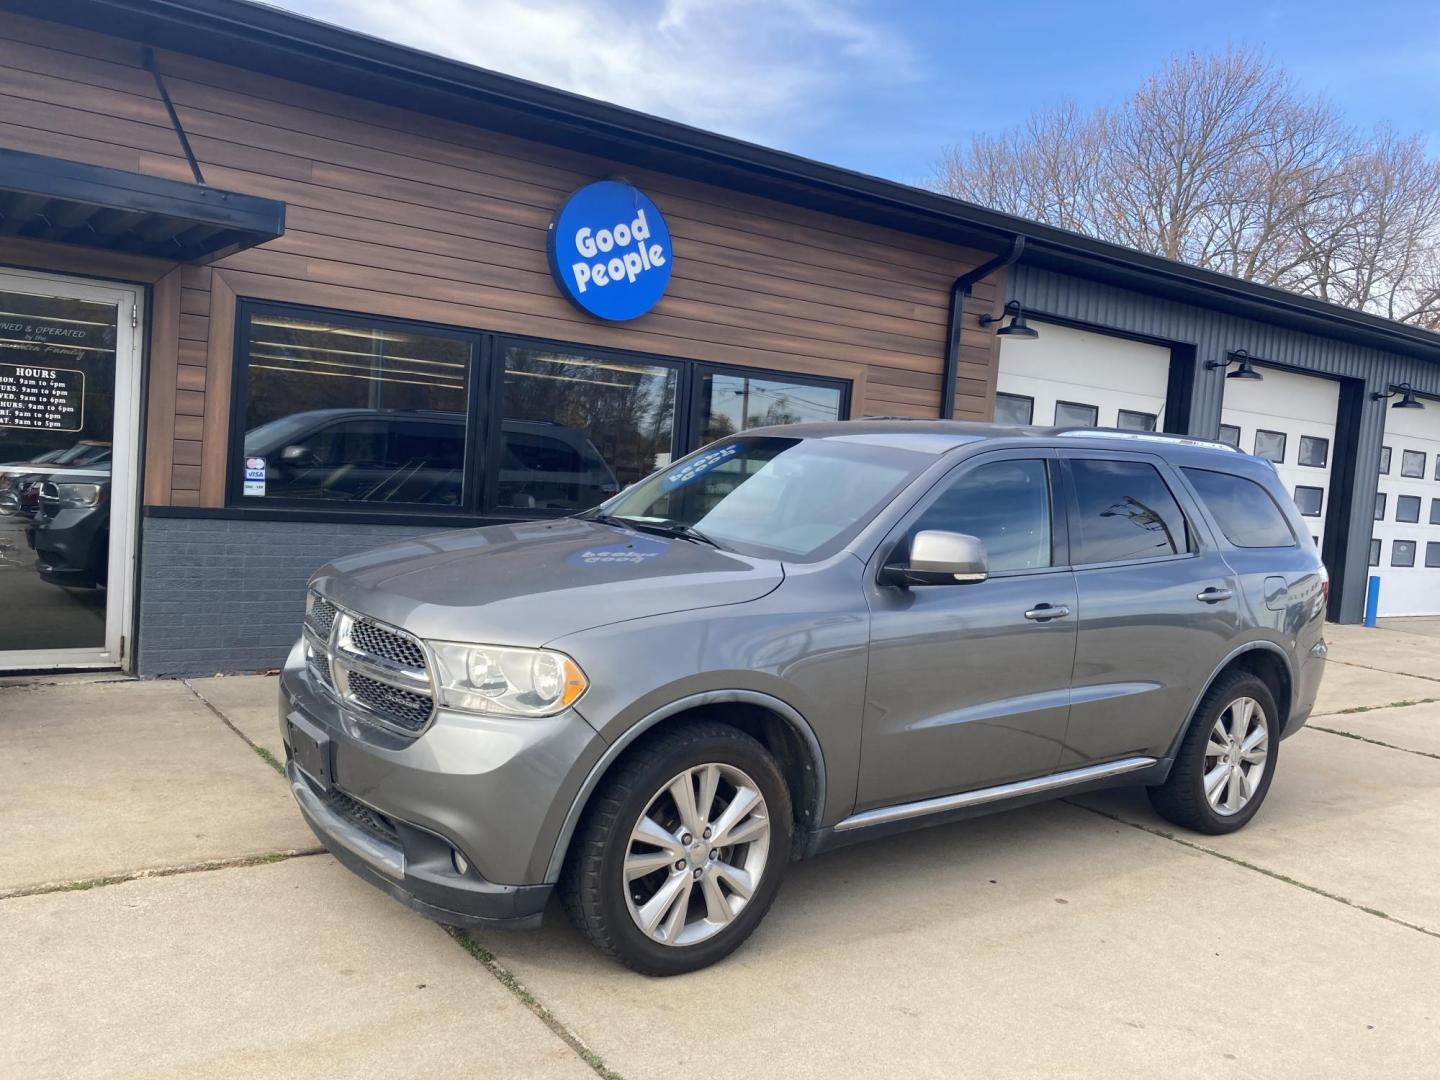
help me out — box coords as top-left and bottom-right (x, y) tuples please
(993, 391), (1035, 426)
(878, 448), (1071, 583)
(1391, 539), (1417, 568)
(1216, 423), (1241, 448)
(1369, 538), (1382, 567)
(1293, 485), (1324, 518)
(1375, 492), (1387, 521)
(685, 361), (854, 458)
(226, 299), (851, 520)
(1253, 428), (1287, 464)
(1053, 400), (1099, 428)
(1395, 494), (1422, 524)
(1379, 445), (1392, 475)
(1297, 435), (1329, 468)
(1116, 409), (1158, 432)
(225, 298), (485, 514)
(1401, 449), (1427, 479)
(1427, 542), (1440, 569)
(1057, 450), (1203, 570)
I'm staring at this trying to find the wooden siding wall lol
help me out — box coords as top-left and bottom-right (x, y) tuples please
(0, 11), (1004, 507)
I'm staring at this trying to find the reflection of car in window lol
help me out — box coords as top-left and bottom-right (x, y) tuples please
(242, 409), (618, 510)
(0, 440), (113, 520)
(27, 462), (111, 588)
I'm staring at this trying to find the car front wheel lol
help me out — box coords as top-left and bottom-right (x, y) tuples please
(560, 720), (792, 975)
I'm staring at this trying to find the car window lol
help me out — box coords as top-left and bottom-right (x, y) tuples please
(1068, 458), (1191, 564)
(1182, 468), (1296, 548)
(908, 459), (1052, 572)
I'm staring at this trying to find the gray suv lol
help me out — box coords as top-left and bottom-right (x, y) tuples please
(280, 421), (1328, 975)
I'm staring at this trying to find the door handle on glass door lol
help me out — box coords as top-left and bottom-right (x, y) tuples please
(1024, 604), (1071, 621)
(1196, 587), (1233, 603)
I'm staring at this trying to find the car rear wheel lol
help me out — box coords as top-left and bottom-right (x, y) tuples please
(1148, 669), (1279, 834)
(560, 720), (792, 975)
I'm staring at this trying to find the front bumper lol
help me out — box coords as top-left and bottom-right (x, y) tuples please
(287, 760), (551, 928)
(278, 642), (606, 927)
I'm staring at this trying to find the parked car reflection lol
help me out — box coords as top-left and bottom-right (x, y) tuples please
(26, 463), (111, 588)
(0, 441), (112, 519)
(242, 409), (619, 510)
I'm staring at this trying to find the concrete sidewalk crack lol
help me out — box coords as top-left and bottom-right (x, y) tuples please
(182, 678), (285, 776)
(1309, 724), (1440, 762)
(0, 849), (326, 901)
(447, 928), (626, 1080)
(1065, 800), (1440, 942)
(1325, 658), (1440, 685)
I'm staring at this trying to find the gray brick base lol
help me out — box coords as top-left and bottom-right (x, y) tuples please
(137, 516), (440, 676)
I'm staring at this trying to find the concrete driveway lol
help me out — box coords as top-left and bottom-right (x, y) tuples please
(3, 622), (1437, 1078)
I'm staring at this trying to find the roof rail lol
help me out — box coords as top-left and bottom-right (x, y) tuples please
(1053, 428), (1240, 452)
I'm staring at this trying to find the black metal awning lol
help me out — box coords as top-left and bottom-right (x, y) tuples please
(0, 149), (285, 262)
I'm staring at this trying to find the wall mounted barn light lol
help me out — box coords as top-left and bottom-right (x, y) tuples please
(979, 300), (1039, 339)
(1207, 349), (1265, 380)
(1372, 382), (1425, 409)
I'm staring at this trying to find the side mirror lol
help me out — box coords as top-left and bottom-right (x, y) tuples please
(882, 530), (989, 586)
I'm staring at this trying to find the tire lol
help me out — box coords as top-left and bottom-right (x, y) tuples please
(1148, 669), (1280, 835)
(560, 719), (792, 976)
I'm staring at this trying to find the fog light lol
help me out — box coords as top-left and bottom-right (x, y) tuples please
(451, 848), (469, 876)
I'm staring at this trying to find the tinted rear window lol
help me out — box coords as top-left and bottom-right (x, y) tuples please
(1067, 459), (1191, 564)
(1182, 468), (1296, 548)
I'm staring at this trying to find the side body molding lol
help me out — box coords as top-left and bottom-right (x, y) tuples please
(542, 690), (828, 883)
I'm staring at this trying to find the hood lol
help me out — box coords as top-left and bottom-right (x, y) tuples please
(313, 517), (783, 647)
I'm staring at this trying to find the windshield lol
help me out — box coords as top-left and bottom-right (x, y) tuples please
(597, 436), (929, 560)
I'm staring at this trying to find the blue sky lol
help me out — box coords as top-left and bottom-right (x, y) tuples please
(281, 0), (1440, 185)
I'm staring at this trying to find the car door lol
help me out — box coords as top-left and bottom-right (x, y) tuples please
(1057, 450), (1239, 767)
(857, 449), (1078, 812)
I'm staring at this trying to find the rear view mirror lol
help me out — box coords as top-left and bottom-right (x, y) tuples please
(883, 530), (989, 586)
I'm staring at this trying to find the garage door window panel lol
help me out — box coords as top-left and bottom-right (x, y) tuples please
(1427, 543), (1440, 569)
(1396, 495), (1422, 524)
(1066, 459), (1192, 565)
(994, 392), (1034, 426)
(1293, 486), (1324, 518)
(1431, 498), (1440, 526)
(1116, 409), (1158, 432)
(1393, 540), (1417, 568)
(1054, 401), (1099, 427)
(1253, 429), (1287, 464)
(1402, 450), (1427, 479)
(1298, 436), (1329, 468)
(1217, 424), (1241, 448)
(1376, 492), (1387, 520)
(1370, 539), (1382, 567)
(1380, 446), (1392, 474)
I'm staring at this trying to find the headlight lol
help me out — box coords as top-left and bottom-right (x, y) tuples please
(43, 482), (104, 508)
(429, 642), (587, 717)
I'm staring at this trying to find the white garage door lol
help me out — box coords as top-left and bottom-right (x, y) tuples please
(1372, 403), (1440, 617)
(1219, 367), (1339, 553)
(995, 322), (1170, 432)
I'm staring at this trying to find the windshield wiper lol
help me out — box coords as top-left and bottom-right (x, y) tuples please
(596, 514), (725, 550)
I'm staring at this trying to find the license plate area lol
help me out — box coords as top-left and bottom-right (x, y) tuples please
(286, 711), (334, 792)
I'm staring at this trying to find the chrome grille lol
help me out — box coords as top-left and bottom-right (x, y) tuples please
(345, 672), (433, 732)
(304, 588), (436, 737)
(350, 618), (426, 669)
(306, 595), (338, 638)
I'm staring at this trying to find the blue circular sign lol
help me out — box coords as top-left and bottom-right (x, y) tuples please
(547, 181), (673, 322)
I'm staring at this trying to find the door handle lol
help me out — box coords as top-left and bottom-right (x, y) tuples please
(1196, 587), (1233, 604)
(1024, 603), (1071, 621)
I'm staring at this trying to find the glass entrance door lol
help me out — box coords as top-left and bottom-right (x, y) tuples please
(0, 269), (141, 669)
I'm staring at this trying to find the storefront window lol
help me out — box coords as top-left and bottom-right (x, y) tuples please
(697, 370), (845, 444)
(228, 302), (849, 518)
(237, 309), (472, 506)
(498, 345), (678, 511)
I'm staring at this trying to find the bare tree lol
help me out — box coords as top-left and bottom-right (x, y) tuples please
(933, 48), (1440, 329)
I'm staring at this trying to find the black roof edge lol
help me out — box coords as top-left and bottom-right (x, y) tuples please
(24, 0), (1440, 363)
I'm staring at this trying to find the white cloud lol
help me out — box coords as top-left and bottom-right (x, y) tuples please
(282, 0), (916, 143)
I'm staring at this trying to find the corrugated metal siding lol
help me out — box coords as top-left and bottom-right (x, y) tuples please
(1011, 264), (1440, 622)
